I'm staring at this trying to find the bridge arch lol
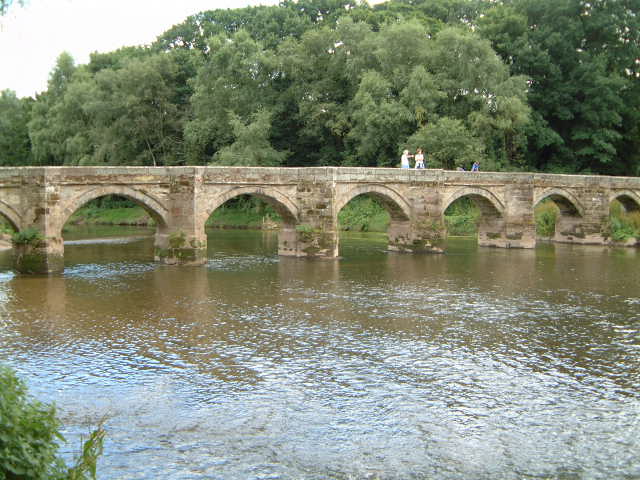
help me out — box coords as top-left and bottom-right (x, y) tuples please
(443, 187), (505, 217)
(610, 190), (640, 212)
(335, 184), (411, 221)
(534, 188), (585, 217)
(0, 200), (21, 231)
(58, 186), (170, 235)
(201, 186), (299, 229)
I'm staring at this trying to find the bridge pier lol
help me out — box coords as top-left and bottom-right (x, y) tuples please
(388, 218), (446, 253)
(478, 181), (536, 249)
(154, 169), (207, 266)
(13, 169), (65, 274)
(277, 175), (339, 258)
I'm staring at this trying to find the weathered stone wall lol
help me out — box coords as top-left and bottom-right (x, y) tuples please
(0, 166), (638, 273)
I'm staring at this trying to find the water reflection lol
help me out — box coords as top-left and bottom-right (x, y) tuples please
(0, 229), (638, 479)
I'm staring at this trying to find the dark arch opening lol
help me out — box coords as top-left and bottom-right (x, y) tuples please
(613, 194), (640, 214)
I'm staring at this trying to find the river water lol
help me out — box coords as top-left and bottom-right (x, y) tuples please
(0, 227), (638, 479)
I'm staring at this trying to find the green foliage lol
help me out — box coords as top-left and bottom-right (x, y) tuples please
(407, 117), (485, 170)
(338, 196), (390, 232)
(535, 200), (559, 237)
(12, 227), (44, 246)
(0, 365), (104, 480)
(0, 90), (32, 166)
(444, 197), (480, 235)
(212, 110), (288, 166)
(609, 200), (640, 242)
(4, 0), (639, 175)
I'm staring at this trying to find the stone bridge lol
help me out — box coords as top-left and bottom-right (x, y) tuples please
(1, 166), (638, 273)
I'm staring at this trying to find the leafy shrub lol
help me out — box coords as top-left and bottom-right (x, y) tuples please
(609, 201), (640, 241)
(0, 365), (104, 480)
(535, 200), (558, 237)
(338, 196), (390, 232)
(444, 197), (480, 236)
(12, 227), (44, 246)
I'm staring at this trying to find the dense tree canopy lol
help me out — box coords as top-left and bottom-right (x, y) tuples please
(2, 0), (638, 175)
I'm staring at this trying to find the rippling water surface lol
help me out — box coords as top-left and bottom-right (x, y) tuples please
(0, 227), (638, 479)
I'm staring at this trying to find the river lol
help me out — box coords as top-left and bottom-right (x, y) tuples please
(0, 227), (638, 479)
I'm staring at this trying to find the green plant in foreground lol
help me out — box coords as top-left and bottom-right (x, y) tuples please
(0, 365), (104, 480)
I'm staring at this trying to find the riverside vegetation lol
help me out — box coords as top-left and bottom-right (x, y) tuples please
(0, 365), (104, 480)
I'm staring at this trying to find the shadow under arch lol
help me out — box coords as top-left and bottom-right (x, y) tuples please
(335, 184), (411, 222)
(202, 186), (300, 229)
(0, 200), (21, 232)
(611, 190), (640, 212)
(58, 186), (170, 235)
(534, 188), (585, 218)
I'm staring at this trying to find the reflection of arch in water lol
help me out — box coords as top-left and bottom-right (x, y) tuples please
(610, 190), (640, 213)
(0, 200), (20, 231)
(59, 186), (170, 235)
(335, 184), (411, 221)
(534, 188), (585, 217)
(203, 186), (299, 228)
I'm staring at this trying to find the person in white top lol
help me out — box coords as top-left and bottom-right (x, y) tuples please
(400, 150), (412, 169)
(414, 148), (425, 169)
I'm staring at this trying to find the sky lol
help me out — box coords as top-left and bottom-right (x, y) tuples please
(0, 0), (278, 98)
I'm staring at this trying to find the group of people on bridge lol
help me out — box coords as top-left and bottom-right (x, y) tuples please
(400, 149), (479, 172)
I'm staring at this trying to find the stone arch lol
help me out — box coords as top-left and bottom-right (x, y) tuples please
(202, 186), (299, 229)
(443, 187), (505, 217)
(534, 188), (585, 217)
(58, 186), (170, 235)
(335, 184), (411, 221)
(0, 200), (21, 231)
(610, 190), (640, 213)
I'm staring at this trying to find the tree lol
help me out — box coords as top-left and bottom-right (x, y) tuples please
(0, 90), (32, 165)
(187, 30), (279, 163)
(478, 0), (640, 174)
(212, 109), (288, 166)
(86, 52), (189, 166)
(28, 52), (78, 165)
(348, 71), (413, 166)
(407, 116), (485, 170)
